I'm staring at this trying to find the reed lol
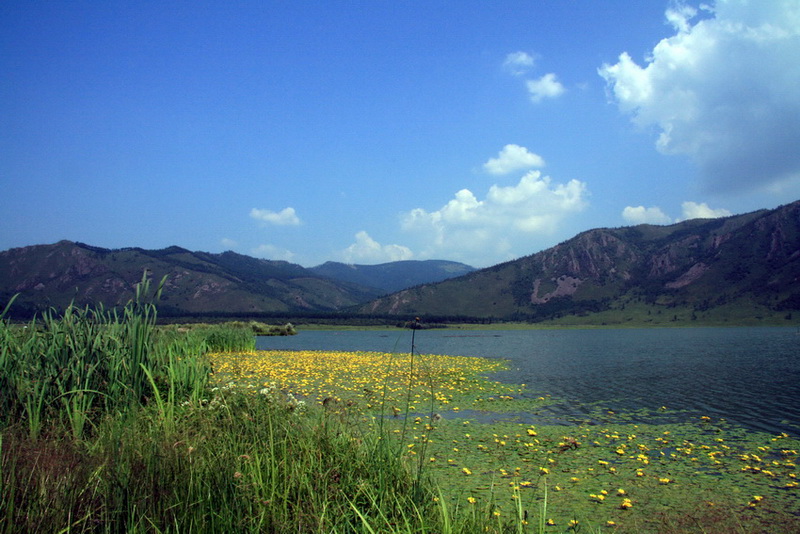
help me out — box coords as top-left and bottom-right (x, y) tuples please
(0, 274), (226, 439)
(0, 282), (541, 533)
(2, 388), (442, 532)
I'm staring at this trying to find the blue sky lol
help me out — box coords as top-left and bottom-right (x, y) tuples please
(2, 1), (799, 268)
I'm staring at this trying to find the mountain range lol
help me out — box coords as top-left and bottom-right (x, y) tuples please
(360, 200), (800, 324)
(0, 242), (473, 319)
(2, 200), (799, 324)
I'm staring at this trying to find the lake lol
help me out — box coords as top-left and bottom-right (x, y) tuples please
(256, 327), (800, 436)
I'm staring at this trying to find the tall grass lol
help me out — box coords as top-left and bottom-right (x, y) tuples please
(0, 280), (542, 533)
(3, 384), (542, 533)
(0, 274), (219, 439)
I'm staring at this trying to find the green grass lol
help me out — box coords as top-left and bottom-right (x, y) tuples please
(4, 276), (797, 533)
(0, 274), (218, 440)
(2, 389), (447, 533)
(0, 277), (546, 533)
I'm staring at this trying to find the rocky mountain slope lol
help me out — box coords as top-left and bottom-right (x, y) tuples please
(0, 242), (476, 319)
(360, 201), (800, 322)
(3, 201), (798, 323)
(0, 242), (382, 318)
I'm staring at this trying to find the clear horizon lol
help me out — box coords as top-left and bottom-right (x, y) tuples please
(3, 1), (799, 268)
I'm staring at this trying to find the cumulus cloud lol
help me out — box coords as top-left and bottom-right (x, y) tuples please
(679, 201), (731, 220)
(251, 244), (295, 262)
(503, 51), (535, 76)
(622, 200), (731, 225)
(342, 231), (413, 264)
(403, 170), (588, 264)
(483, 144), (545, 175)
(250, 207), (301, 226)
(622, 205), (673, 225)
(503, 51), (565, 104)
(599, 0), (800, 192)
(526, 73), (565, 103)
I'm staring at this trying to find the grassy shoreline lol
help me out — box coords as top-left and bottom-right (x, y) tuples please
(2, 286), (798, 532)
(0, 285), (531, 533)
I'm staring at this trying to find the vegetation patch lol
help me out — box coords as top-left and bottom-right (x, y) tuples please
(0, 283), (536, 533)
(209, 348), (800, 533)
(3, 280), (798, 532)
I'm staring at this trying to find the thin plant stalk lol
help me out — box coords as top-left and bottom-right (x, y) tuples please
(398, 317), (420, 458)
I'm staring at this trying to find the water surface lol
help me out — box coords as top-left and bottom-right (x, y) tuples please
(257, 327), (800, 435)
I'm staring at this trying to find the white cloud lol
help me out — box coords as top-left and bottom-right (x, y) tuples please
(621, 201), (731, 224)
(503, 51), (565, 105)
(483, 144), (545, 175)
(526, 73), (565, 103)
(341, 231), (413, 264)
(403, 170), (588, 264)
(250, 207), (301, 226)
(679, 201), (731, 220)
(622, 205), (673, 225)
(251, 244), (296, 262)
(599, 0), (800, 192)
(665, 3), (699, 34)
(503, 51), (535, 76)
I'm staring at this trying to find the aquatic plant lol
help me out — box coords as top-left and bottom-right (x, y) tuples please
(3, 286), (798, 532)
(208, 346), (800, 532)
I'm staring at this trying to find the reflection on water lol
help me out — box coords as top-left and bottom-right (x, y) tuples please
(257, 327), (800, 435)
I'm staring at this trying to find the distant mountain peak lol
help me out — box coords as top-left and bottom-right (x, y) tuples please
(309, 259), (475, 294)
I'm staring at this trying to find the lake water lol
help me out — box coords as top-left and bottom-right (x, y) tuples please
(256, 327), (800, 436)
